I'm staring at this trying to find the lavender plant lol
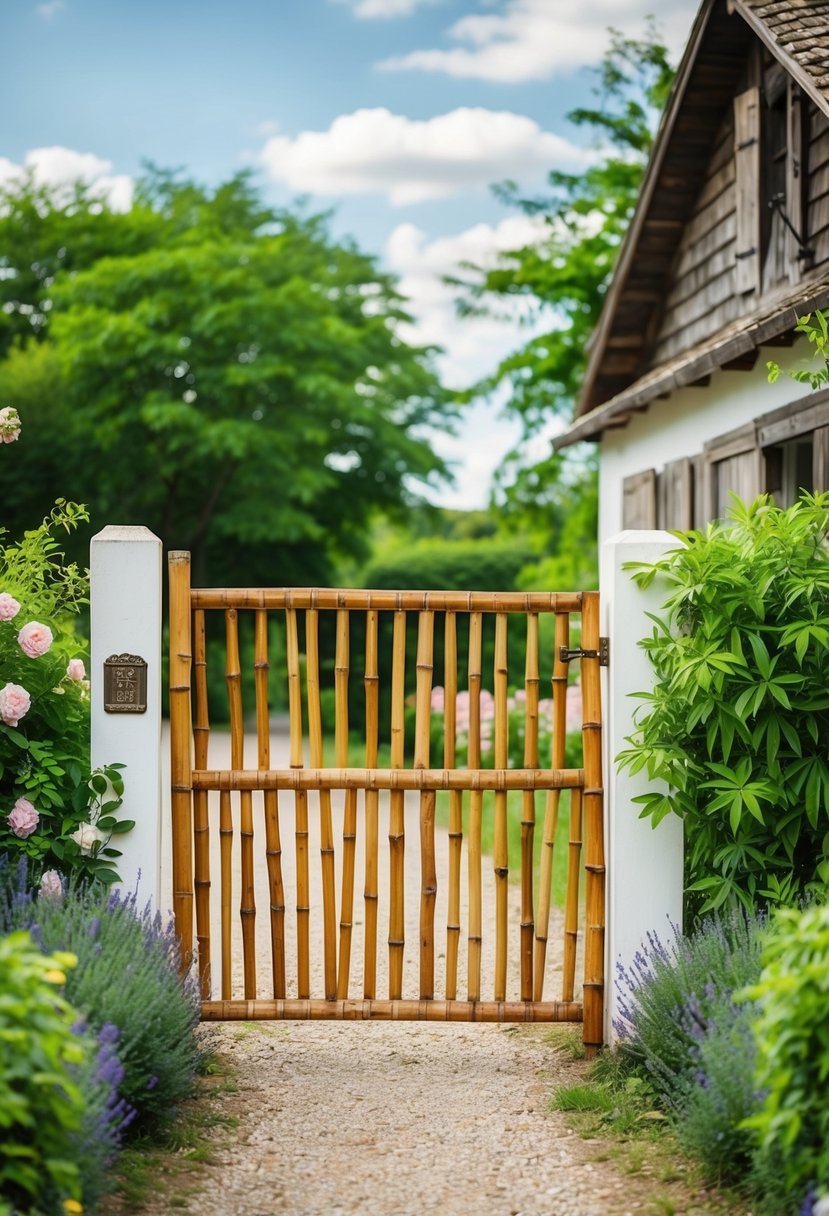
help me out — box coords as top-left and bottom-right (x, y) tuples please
(0, 860), (202, 1127)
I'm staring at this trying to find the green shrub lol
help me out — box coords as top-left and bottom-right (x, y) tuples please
(743, 902), (829, 1204)
(0, 864), (201, 1129)
(619, 493), (829, 913)
(0, 930), (88, 1213)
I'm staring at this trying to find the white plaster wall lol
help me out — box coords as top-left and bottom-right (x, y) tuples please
(598, 339), (816, 547)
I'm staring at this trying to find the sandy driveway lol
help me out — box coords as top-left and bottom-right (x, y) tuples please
(148, 728), (711, 1216)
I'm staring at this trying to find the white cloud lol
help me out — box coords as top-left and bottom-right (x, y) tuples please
(379, 0), (697, 82)
(385, 215), (551, 389)
(259, 107), (590, 206)
(0, 147), (133, 211)
(341, 0), (435, 15)
(36, 0), (65, 19)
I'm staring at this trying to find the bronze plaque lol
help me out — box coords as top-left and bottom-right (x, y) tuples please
(103, 654), (147, 714)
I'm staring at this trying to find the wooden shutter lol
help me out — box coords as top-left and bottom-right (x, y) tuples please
(622, 469), (657, 528)
(658, 458), (693, 531)
(715, 450), (761, 518)
(734, 87), (761, 295)
(814, 425), (829, 492)
(691, 454), (707, 530)
(787, 81), (806, 285)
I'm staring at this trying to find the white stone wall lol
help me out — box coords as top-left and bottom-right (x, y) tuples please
(598, 339), (815, 547)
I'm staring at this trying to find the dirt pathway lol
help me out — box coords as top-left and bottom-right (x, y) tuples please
(143, 729), (725, 1216)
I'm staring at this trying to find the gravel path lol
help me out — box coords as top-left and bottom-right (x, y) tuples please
(146, 728), (713, 1216)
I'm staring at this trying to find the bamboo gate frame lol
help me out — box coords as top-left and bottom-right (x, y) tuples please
(169, 553), (606, 1052)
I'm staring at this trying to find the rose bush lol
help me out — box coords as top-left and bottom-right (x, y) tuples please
(0, 424), (131, 883)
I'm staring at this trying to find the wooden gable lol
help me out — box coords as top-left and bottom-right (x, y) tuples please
(561, 0), (829, 448)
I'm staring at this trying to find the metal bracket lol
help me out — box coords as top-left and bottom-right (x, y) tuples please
(559, 637), (609, 667)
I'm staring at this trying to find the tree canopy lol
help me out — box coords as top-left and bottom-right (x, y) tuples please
(454, 27), (675, 584)
(0, 170), (453, 582)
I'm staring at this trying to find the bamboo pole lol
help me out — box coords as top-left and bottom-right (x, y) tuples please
(521, 613), (539, 1002)
(581, 591), (606, 1055)
(193, 588), (583, 613)
(533, 612), (569, 1001)
(255, 609), (286, 999)
(493, 613), (509, 1002)
(363, 610), (380, 999)
(415, 611), (436, 999)
(306, 608), (338, 1001)
(219, 789), (232, 999)
(226, 609), (256, 999)
(192, 608), (211, 998)
(169, 552), (194, 974)
(388, 609), (406, 999)
(467, 612), (483, 1002)
(193, 766), (581, 792)
(201, 998), (583, 1024)
(286, 607), (310, 999)
(444, 611), (462, 1001)
(562, 787), (583, 1003)
(336, 610), (358, 999)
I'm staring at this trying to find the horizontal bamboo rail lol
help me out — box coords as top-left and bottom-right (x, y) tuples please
(190, 767), (584, 792)
(191, 588), (582, 613)
(200, 999), (584, 1023)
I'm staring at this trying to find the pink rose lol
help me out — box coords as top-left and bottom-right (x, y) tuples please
(66, 658), (86, 681)
(0, 593), (20, 621)
(39, 869), (64, 901)
(0, 406), (21, 444)
(17, 621), (53, 658)
(8, 797), (38, 839)
(0, 682), (31, 726)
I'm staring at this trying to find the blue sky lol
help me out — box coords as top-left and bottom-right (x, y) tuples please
(2, 0), (699, 507)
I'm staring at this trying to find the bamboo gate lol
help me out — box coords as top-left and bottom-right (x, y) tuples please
(169, 553), (606, 1052)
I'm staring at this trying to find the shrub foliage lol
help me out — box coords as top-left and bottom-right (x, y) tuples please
(619, 494), (829, 911)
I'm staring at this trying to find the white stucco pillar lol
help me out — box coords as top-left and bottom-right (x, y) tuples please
(601, 530), (684, 1044)
(90, 526), (163, 908)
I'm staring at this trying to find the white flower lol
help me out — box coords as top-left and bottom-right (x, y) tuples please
(70, 822), (102, 854)
(39, 869), (64, 901)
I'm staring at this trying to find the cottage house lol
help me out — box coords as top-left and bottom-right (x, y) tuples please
(555, 0), (829, 546)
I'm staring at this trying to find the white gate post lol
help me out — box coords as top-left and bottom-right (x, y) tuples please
(90, 526), (163, 909)
(601, 530), (684, 1044)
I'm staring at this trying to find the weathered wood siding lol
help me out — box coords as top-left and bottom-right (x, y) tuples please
(809, 105), (829, 268)
(651, 110), (740, 365)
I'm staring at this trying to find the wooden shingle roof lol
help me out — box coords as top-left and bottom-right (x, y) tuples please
(737, 0), (829, 97)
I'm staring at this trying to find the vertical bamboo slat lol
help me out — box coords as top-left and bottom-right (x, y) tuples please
(169, 553), (194, 974)
(389, 609), (407, 999)
(219, 789), (232, 999)
(226, 610), (256, 999)
(533, 612), (569, 1002)
(255, 609), (286, 999)
(444, 611), (462, 1000)
(336, 610), (358, 999)
(521, 613), (539, 1001)
(415, 612), (436, 999)
(562, 787), (583, 1003)
(581, 591), (606, 1054)
(467, 612), (483, 1002)
(192, 609), (211, 998)
(493, 613), (509, 1002)
(286, 607), (310, 999)
(363, 610), (380, 999)
(306, 608), (338, 1001)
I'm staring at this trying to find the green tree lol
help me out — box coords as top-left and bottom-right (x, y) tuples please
(455, 26), (675, 583)
(0, 172), (453, 583)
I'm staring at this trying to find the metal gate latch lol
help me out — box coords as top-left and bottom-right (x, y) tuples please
(559, 638), (609, 667)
